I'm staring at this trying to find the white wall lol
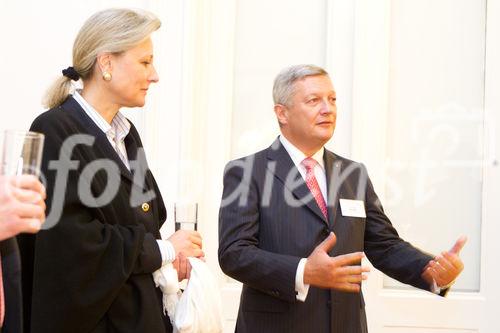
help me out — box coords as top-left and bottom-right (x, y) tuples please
(0, 1), (98, 130)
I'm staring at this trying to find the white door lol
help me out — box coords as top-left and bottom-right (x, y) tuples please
(352, 1), (500, 332)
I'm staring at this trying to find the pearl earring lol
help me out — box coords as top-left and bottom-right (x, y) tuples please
(102, 71), (112, 81)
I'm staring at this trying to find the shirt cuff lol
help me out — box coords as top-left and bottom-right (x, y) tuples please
(156, 240), (176, 265)
(431, 277), (455, 294)
(295, 258), (310, 302)
(430, 278), (455, 294)
(430, 278), (441, 294)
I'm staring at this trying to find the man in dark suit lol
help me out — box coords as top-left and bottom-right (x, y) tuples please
(0, 174), (46, 333)
(218, 64), (466, 333)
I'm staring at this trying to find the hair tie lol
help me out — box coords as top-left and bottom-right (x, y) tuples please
(62, 66), (80, 81)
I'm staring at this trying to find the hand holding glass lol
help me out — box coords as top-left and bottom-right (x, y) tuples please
(0, 130), (45, 236)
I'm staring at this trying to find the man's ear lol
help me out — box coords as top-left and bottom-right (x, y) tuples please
(274, 104), (288, 127)
(96, 53), (113, 73)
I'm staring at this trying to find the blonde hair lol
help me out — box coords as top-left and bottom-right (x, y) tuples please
(43, 8), (161, 109)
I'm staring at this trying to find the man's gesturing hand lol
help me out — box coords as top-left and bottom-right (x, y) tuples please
(422, 235), (467, 289)
(304, 232), (370, 292)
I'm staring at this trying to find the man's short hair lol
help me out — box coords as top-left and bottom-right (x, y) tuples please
(272, 64), (329, 107)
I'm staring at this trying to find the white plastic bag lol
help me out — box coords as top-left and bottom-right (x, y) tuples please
(155, 257), (223, 333)
(173, 257), (223, 333)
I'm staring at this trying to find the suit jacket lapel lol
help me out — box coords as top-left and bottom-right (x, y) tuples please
(60, 97), (134, 183)
(325, 149), (362, 251)
(324, 149), (342, 225)
(124, 133), (138, 162)
(124, 128), (154, 192)
(266, 138), (328, 226)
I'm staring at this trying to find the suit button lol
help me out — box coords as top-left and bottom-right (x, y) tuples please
(322, 229), (329, 237)
(272, 290), (280, 297)
(141, 203), (150, 212)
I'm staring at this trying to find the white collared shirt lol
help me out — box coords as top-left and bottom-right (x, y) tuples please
(72, 91), (176, 265)
(279, 135), (327, 202)
(73, 91), (131, 170)
(279, 135), (328, 302)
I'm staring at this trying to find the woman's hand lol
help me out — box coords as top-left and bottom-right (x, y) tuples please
(168, 229), (204, 258)
(172, 252), (192, 281)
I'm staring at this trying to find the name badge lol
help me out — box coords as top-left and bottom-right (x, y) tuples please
(339, 199), (366, 218)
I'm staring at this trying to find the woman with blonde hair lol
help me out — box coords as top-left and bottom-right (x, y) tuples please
(19, 8), (203, 333)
